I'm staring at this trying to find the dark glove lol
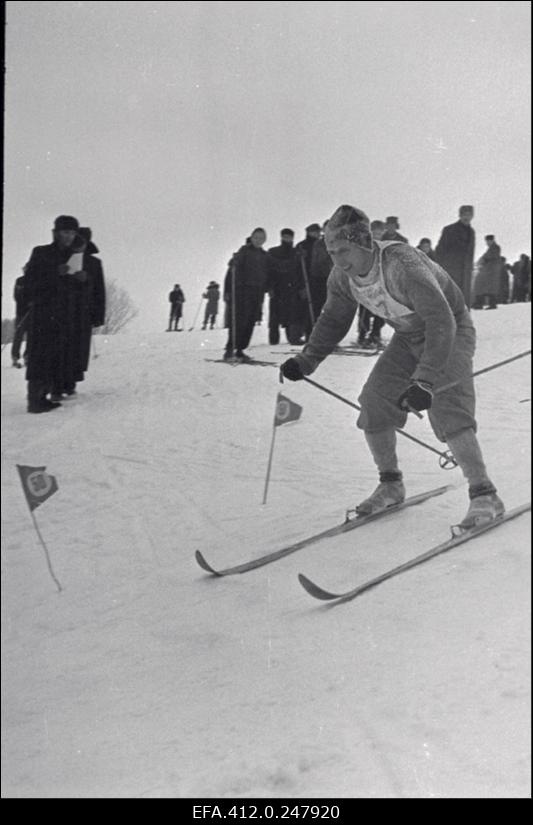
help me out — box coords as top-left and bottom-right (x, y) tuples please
(398, 380), (433, 412)
(280, 358), (305, 381)
(57, 264), (70, 276)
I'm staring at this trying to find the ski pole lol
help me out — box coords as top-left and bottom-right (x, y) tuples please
(299, 376), (457, 469)
(434, 349), (531, 395)
(188, 297), (204, 331)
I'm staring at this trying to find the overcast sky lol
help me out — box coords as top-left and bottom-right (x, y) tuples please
(3, 1), (531, 332)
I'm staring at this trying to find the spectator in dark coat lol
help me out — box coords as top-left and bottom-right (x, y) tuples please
(416, 238), (437, 261)
(382, 216), (409, 243)
(511, 254), (531, 302)
(24, 215), (80, 413)
(11, 267), (30, 367)
(224, 228), (270, 361)
(308, 221), (334, 326)
(267, 229), (301, 345)
(168, 284), (185, 330)
(472, 235), (502, 309)
(63, 227), (106, 394)
(202, 281), (220, 329)
(435, 205), (475, 307)
(498, 258), (511, 304)
(295, 223), (322, 338)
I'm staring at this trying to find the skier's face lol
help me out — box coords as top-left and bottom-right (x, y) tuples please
(325, 229), (373, 275)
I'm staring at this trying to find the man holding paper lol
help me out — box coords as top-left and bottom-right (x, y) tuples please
(24, 214), (81, 412)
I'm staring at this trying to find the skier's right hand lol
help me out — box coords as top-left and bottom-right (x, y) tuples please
(280, 358), (304, 381)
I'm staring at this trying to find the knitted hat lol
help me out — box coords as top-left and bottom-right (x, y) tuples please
(326, 205), (372, 250)
(280, 228), (295, 237)
(305, 223), (321, 233)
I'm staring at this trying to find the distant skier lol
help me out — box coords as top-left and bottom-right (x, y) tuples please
(168, 284), (185, 331)
(202, 281), (220, 329)
(280, 204), (504, 530)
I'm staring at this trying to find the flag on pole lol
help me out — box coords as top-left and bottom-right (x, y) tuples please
(274, 393), (303, 427)
(16, 465), (58, 512)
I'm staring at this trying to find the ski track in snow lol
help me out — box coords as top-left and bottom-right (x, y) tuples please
(1, 307), (531, 798)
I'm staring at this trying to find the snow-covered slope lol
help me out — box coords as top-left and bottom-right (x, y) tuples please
(1, 305), (530, 798)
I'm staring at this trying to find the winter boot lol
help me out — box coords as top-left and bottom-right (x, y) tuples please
(355, 472), (405, 516)
(457, 484), (504, 530)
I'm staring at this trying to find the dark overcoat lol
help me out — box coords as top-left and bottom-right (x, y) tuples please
(435, 221), (475, 305)
(25, 242), (75, 387)
(473, 244), (502, 296)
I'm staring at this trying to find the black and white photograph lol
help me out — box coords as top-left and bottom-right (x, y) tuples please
(1, 0), (531, 801)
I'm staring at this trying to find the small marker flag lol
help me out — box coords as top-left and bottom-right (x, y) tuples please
(16, 465), (58, 512)
(274, 393), (303, 427)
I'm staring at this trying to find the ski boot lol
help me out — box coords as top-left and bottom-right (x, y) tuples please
(457, 485), (504, 531)
(351, 472), (406, 519)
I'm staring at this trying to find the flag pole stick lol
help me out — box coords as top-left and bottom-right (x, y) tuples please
(262, 419), (278, 505)
(30, 512), (62, 592)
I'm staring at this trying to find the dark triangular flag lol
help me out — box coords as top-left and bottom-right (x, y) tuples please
(274, 393), (303, 427)
(16, 465), (58, 512)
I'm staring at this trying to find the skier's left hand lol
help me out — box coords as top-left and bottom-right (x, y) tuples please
(398, 380), (433, 411)
(280, 358), (305, 381)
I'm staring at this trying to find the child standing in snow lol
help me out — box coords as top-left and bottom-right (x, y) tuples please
(280, 204), (504, 530)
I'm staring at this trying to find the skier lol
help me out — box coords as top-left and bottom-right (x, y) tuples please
(168, 284), (185, 331)
(202, 281), (220, 329)
(280, 204), (504, 529)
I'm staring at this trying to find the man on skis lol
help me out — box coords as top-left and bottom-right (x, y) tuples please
(280, 204), (504, 530)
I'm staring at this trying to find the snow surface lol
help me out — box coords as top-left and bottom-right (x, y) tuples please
(1, 305), (531, 799)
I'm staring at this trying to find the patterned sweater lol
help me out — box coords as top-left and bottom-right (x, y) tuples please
(295, 241), (473, 385)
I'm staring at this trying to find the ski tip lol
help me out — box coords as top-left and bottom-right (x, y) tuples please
(195, 550), (221, 576)
(297, 573), (340, 601)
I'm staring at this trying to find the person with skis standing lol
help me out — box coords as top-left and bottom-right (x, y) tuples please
(224, 227), (270, 361)
(280, 204), (504, 530)
(202, 281), (220, 329)
(167, 284), (185, 331)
